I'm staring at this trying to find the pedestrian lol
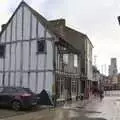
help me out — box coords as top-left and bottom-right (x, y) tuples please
(93, 88), (98, 97)
(99, 89), (104, 101)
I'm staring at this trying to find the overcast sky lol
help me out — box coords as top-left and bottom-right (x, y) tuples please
(0, 0), (120, 75)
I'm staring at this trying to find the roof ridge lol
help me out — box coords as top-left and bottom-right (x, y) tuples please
(65, 26), (94, 47)
(65, 26), (86, 36)
(23, 1), (49, 27)
(0, 1), (52, 37)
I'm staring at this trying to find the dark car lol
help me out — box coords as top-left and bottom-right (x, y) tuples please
(0, 87), (38, 111)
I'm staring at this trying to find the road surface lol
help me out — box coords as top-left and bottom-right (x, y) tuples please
(1, 91), (120, 120)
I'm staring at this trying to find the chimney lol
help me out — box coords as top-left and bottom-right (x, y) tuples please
(56, 19), (65, 27)
(49, 19), (66, 37)
(1, 24), (6, 31)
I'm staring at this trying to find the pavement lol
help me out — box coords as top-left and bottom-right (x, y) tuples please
(1, 91), (120, 120)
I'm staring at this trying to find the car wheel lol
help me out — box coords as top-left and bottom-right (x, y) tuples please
(12, 101), (21, 111)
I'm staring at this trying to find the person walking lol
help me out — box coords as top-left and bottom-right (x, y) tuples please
(99, 89), (104, 101)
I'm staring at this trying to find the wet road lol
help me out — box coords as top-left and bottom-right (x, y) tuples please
(61, 91), (120, 120)
(85, 91), (120, 120)
(2, 91), (120, 120)
(85, 97), (120, 120)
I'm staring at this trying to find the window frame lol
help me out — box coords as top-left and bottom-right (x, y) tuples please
(0, 44), (6, 58)
(36, 40), (46, 54)
(63, 54), (69, 64)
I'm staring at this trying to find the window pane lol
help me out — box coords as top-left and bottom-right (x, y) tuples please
(3, 88), (16, 93)
(63, 54), (68, 64)
(0, 88), (3, 93)
(37, 40), (45, 53)
(74, 55), (78, 67)
(0, 44), (5, 58)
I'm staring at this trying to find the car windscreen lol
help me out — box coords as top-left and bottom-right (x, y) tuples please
(16, 88), (33, 93)
(23, 88), (33, 93)
(3, 87), (16, 93)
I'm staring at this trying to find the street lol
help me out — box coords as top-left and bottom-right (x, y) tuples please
(0, 91), (119, 120)
(0, 0), (119, 119)
(85, 96), (120, 120)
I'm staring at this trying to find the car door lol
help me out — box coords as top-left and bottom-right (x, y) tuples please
(1, 87), (15, 106)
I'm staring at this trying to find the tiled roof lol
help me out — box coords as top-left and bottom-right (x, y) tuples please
(49, 19), (94, 49)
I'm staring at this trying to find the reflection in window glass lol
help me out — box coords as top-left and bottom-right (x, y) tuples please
(37, 40), (45, 53)
(74, 55), (78, 67)
(0, 44), (5, 58)
(0, 88), (3, 93)
(63, 54), (68, 64)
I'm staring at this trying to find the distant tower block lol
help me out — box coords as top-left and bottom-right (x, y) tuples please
(109, 58), (118, 76)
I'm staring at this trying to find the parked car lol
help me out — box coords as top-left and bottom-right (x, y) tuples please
(0, 87), (38, 111)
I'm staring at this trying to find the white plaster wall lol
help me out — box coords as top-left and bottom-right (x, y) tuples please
(22, 73), (28, 88)
(5, 45), (10, 71)
(23, 42), (29, 70)
(30, 40), (36, 70)
(38, 22), (44, 38)
(11, 44), (15, 70)
(1, 31), (5, 43)
(23, 7), (30, 40)
(37, 72), (44, 93)
(12, 15), (16, 41)
(30, 73), (36, 92)
(17, 7), (22, 40)
(0, 73), (2, 86)
(16, 43), (21, 70)
(38, 54), (45, 70)
(15, 72), (20, 86)
(0, 59), (3, 72)
(4, 73), (8, 86)
(45, 72), (53, 94)
(31, 14), (36, 39)
(46, 40), (53, 70)
(6, 23), (11, 42)
(10, 73), (14, 86)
